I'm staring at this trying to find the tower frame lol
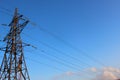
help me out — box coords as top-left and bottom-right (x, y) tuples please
(0, 8), (30, 80)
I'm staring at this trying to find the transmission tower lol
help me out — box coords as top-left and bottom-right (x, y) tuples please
(0, 8), (30, 80)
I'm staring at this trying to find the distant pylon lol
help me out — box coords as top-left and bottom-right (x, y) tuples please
(0, 8), (30, 80)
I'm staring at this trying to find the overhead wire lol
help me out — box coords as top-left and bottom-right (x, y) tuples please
(24, 47), (89, 72)
(23, 32), (93, 68)
(31, 23), (106, 67)
(0, 6), (104, 76)
(0, 9), (13, 17)
(2, 9), (78, 71)
(0, 6), (12, 12)
(0, 53), (65, 72)
(3, 6), (106, 67)
(23, 38), (106, 78)
(24, 50), (98, 77)
(0, 7), (105, 72)
(0, 9), (104, 67)
(26, 48), (82, 71)
(36, 49), (87, 69)
(24, 45), (97, 76)
(23, 41), (104, 78)
(25, 55), (65, 72)
(1, 6), (120, 80)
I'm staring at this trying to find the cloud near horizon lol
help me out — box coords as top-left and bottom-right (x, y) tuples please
(52, 67), (120, 80)
(93, 67), (120, 80)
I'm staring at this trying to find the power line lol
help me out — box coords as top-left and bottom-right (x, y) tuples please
(22, 37), (104, 78)
(23, 33), (93, 68)
(0, 54), (65, 73)
(27, 47), (87, 69)
(25, 55), (65, 72)
(28, 49), (81, 71)
(0, 5), (106, 75)
(24, 50), (97, 78)
(23, 42), (104, 78)
(0, 6), (12, 13)
(0, 6), (106, 79)
(32, 24), (106, 67)
(0, 8), (106, 67)
(0, 6), (91, 72)
(24, 47), (94, 75)
(0, 10), (13, 16)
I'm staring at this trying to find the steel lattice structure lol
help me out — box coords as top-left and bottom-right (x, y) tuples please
(0, 8), (30, 80)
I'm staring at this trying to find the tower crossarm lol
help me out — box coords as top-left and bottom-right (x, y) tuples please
(3, 15), (29, 42)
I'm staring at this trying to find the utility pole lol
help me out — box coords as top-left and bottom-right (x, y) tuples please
(0, 8), (30, 80)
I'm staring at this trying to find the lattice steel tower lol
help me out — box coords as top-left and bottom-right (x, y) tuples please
(0, 8), (30, 80)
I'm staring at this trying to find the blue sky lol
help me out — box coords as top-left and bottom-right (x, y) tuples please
(0, 0), (120, 80)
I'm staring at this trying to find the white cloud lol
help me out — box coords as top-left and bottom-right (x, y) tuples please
(52, 71), (84, 80)
(52, 67), (120, 80)
(89, 67), (97, 72)
(92, 67), (120, 80)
